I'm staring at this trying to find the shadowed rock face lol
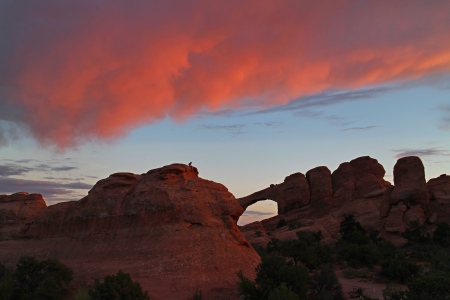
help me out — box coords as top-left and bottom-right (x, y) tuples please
(390, 156), (428, 208)
(238, 172), (310, 214)
(238, 156), (389, 215)
(240, 156), (449, 248)
(428, 174), (450, 224)
(0, 164), (259, 300)
(306, 166), (332, 208)
(0, 192), (47, 239)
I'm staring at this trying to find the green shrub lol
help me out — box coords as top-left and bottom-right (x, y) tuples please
(192, 288), (203, 300)
(89, 270), (150, 300)
(309, 265), (343, 300)
(382, 284), (406, 300)
(336, 242), (377, 269)
(342, 268), (370, 279)
(255, 253), (309, 298)
(433, 222), (450, 247)
(238, 253), (309, 299)
(340, 215), (368, 244)
(406, 271), (450, 300)
(237, 270), (262, 300)
(72, 286), (91, 300)
(401, 220), (431, 245)
(0, 264), (14, 300)
(265, 231), (332, 270)
(380, 258), (420, 283)
(267, 283), (299, 300)
(12, 256), (73, 300)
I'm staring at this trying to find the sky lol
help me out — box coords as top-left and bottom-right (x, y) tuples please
(0, 1), (449, 225)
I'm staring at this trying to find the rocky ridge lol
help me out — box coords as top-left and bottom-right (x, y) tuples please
(239, 156), (450, 247)
(0, 164), (259, 300)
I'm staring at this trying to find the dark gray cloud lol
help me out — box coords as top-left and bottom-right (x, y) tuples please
(49, 166), (78, 172)
(254, 121), (284, 127)
(393, 147), (450, 159)
(294, 110), (353, 127)
(43, 176), (85, 181)
(343, 125), (382, 131)
(242, 210), (277, 216)
(0, 177), (91, 200)
(0, 164), (33, 177)
(0, 159), (78, 174)
(198, 124), (247, 135)
(250, 87), (393, 115)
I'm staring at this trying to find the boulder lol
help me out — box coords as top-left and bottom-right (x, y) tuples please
(403, 205), (426, 226)
(384, 203), (407, 233)
(428, 174), (450, 204)
(306, 166), (333, 208)
(380, 187), (394, 218)
(282, 173), (310, 211)
(332, 156), (389, 205)
(355, 174), (385, 198)
(349, 156), (385, 180)
(332, 162), (355, 205)
(427, 174), (450, 224)
(390, 156), (428, 208)
(0, 192), (47, 239)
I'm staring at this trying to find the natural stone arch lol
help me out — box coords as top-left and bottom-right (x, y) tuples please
(237, 172), (310, 214)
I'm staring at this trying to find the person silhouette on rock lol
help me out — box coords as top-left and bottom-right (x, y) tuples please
(188, 162), (192, 167)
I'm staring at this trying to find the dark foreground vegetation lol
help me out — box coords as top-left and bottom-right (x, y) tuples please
(239, 215), (450, 300)
(0, 257), (150, 300)
(1, 215), (450, 299)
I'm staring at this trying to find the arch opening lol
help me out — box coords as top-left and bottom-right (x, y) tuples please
(237, 199), (278, 226)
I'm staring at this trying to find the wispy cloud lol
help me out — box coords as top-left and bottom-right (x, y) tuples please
(392, 147), (450, 159)
(0, 159), (79, 175)
(199, 121), (283, 135)
(198, 124), (247, 135)
(0, 165), (33, 177)
(343, 125), (382, 131)
(43, 176), (85, 181)
(254, 121), (283, 127)
(0, 177), (91, 201)
(242, 210), (277, 216)
(251, 87), (393, 115)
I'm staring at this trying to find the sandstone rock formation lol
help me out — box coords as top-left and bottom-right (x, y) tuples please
(240, 156), (448, 248)
(306, 166), (333, 208)
(238, 172), (310, 214)
(0, 164), (259, 300)
(378, 156), (429, 245)
(390, 156), (428, 208)
(0, 192), (47, 239)
(428, 174), (450, 224)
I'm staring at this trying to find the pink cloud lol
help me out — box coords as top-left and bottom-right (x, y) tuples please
(1, 0), (450, 147)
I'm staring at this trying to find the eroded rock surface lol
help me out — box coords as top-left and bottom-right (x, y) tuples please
(238, 172), (310, 214)
(0, 164), (259, 300)
(0, 192), (47, 239)
(240, 156), (448, 248)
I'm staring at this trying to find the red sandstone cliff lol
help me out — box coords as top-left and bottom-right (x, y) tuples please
(0, 164), (260, 300)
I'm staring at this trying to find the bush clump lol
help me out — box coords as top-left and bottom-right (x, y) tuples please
(89, 270), (150, 300)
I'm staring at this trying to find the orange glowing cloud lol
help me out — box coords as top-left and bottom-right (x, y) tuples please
(1, 1), (450, 147)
